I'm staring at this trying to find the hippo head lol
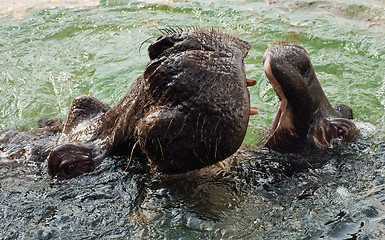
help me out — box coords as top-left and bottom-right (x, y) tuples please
(136, 28), (252, 173)
(262, 42), (358, 152)
(45, 28), (254, 179)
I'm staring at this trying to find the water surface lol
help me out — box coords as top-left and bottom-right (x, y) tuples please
(0, 0), (384, 239)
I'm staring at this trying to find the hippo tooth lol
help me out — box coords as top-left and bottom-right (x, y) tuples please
(216, 162), (225, 170)
(250, 106), (259, 115)
(246, 78), (257, 87)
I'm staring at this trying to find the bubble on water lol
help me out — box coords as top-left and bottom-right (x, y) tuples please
(336, 186), (351, 198)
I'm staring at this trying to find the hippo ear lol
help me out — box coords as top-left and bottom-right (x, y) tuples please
(148, 36), (176, 60)
(62, 95), (111, 135)
(309, 118), (358, 149)
(332, 103), (354, 119)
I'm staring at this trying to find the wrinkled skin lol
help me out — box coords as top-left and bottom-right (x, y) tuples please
(262, 42), (358, 152)
(45, 28), (252, 178)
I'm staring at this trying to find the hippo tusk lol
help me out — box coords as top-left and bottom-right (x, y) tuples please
(216, 161), (225, 170)
(250, 106), (259, 115)
(247, 78), (257, 87)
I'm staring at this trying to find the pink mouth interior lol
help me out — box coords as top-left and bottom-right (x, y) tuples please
(263, 52), (288, 132)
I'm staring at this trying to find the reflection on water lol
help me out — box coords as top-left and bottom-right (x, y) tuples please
(0, 0), (384, 239)
(0, 0), (100, 20)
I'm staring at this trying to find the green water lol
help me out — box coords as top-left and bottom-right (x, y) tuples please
(1, 0), (384, 142)
(1, 0), (385, 239)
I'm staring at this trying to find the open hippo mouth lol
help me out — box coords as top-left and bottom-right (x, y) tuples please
(263, 49), (290, 134)
(262, 42), (358, 152)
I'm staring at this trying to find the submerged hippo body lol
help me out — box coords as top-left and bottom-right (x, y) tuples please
(262, 42), (358, 152)
(47, 28), (252, 178)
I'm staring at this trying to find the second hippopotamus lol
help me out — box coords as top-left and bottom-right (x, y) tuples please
(262, 42), (358, 152)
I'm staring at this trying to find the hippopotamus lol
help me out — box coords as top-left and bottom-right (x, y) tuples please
(44, 28), (257, 179)
(261, 42), (358, 152)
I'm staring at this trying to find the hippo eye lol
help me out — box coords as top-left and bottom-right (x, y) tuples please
(337, 128), (345, 138)
(63, 164), (76, 176)
(299, 63), (311, 78)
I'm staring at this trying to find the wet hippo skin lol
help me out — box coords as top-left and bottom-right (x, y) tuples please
(262, 42), (358, 152)
(47, 28), (255, 178)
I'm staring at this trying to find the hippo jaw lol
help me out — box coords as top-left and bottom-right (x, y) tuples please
(262, 43), (308, 151)
(263, 42), (358, 152)
(263, 53), (293, 135)
(136, 28), (253, 173)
